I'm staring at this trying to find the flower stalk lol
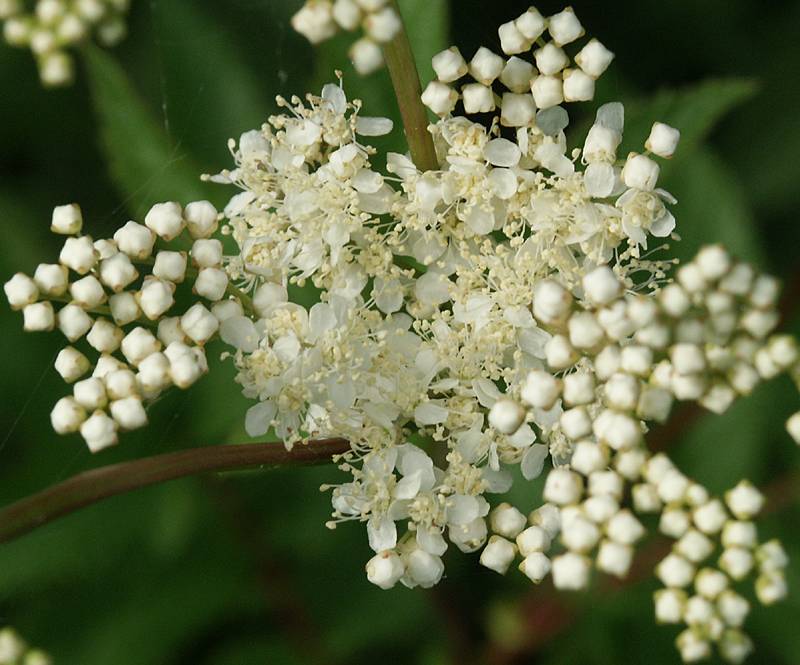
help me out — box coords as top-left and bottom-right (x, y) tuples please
(0, 438), (349, 545)
(383, 0), (439, 172)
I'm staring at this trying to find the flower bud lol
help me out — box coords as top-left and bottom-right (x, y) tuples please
(33, 263), (68, 296)
(404, 548), (444, 588)
(191, 239), (223, 268)
(69, 274), (106, 308)
(575, 39), (614, 78)
(22, 302), (55, 331)
(520, 370), (561, 409)
(51, 203), (83, 235)
(725, 480), (764, 520)
(480, 535), (517, 574)
(86, 318), (123, 353)
(547, 7), (583, 45)
(113, 221), (155, 260)
(350, 37), (383, 75)
(656, 553), (695, 588)
(138, 278), (175, 320)
(363, 7), (400, 43)
(597, 540), (633, 578)
(121, 327), (161, 366)
(145, 202), (184, 241)
(55, 346), (90, 383)
(57, 303), (93, 342)
(543, 468), (583, 505)
(106, 294), (138, 328)
(421, 80), (458, 116)
(194, 267), (229, 301)
(519, 552), (551, 583)
(105, 368), (137, 400)
(332, 0), (361, 31)
(487, 503), (525, 540)
(98, 253), (138, 292)
(515, 7), (545, 41)
(365, 550), (404, 590)
(110, 396), (148, 430)
(73, 376), (107, 410)
(622, 153), (660, 191)
(137, 351), (171, 393)
(498, 20), (529, 55)
(462, 83), (495, 114)
(59, 236), (97, 274)
(500, 92), (535, 127)
(646, 122), (681, 159)
(291, 1), (336, 44)
(80, 410), (118, 453)
(184, 200), (218, 239)
(551, 552), (591, 590)
(50, 396), (86, 434)
(720, 547), (755, 581)
(181, 303), (219, 345)
(153, 250), (187, 283)
(531, 75), (563, 109)
(488, 398), (525, 434)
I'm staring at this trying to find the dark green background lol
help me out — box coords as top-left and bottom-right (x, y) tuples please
(0, 1), (799, 662)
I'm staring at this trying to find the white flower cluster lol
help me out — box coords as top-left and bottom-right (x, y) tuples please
(0, 0), (130, 86)
(4, 3), (797, 662)
(0, 627), (51, 665)
(422, 6), (613, 120)
(291, 0), (402, 75)
(2, 199), (242, 452)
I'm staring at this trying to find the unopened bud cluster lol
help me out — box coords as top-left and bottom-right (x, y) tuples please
(477, 254), (796, 662)
(423, 6), (612, 123)
(3, 199), (244, 452)
(291, 0), (401, 75)
(0, 627), (51, 665)
(0, 0), (130, 86)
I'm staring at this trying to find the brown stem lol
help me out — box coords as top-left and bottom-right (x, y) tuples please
(0, 438), (349, 545)
(383, 0), (439, 172)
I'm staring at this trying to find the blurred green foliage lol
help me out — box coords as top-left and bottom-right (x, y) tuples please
(0, 1), (799, 663)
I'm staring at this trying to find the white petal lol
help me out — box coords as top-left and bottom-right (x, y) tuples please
(448, 494), (480, 526)
(484, 138), (521, 167)
(473, 378), (502, 407)
(482, 466), (513, 493)
(584, 162), (616, 198)
(321, 83), (347, 114)
(488, 168), (519, 199)
(356, 116), (394, 136)
(414, 401), (449, 425)
(368, 516), (398, 552)
(220, 316), (259, 353)
(521, 443), (549, 480)
(309, 302), (337, 340)
(394, 470), (423, 500)
(245, 401), (277, 437)
(650, 210), (676, 237)
(417, 527), (448, 556)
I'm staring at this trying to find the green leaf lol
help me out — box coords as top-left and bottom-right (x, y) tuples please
(82, 45), (214, 219)
(664, 147), (765, 265)
(623, 78), (758, 167)
(149, 2), (272, 170)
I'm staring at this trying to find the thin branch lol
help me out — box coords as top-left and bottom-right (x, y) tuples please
(384, 0), (439, 172)
(0, 438), (349, 545)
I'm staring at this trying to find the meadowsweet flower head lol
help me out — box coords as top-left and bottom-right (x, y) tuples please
(3, 3), (799, 663)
